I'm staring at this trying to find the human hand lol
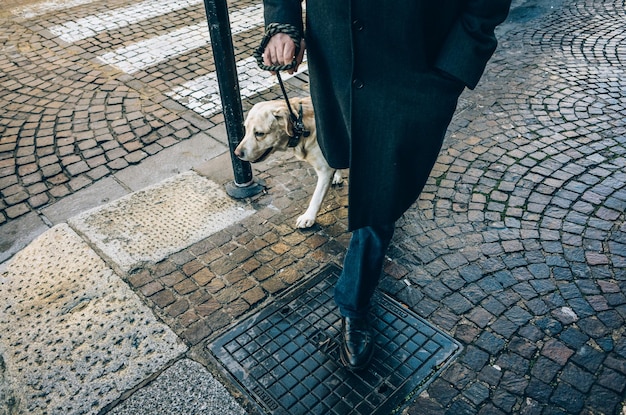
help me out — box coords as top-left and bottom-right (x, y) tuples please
(263, 33), (306, 74)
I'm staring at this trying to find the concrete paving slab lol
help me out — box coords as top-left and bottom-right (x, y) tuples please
(0, 211), (49, 265)
(69, 172), (255, 272)
(108, 359), (246, 415)
(41, 176), (128, 225)
(114, 132), (228, 192)
(193, 151), (238, 186)
(0, 224), (187, 415)
(206, 124), (228, 146)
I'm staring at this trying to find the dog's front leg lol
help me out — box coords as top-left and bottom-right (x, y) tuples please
(296, 168), (335, 228)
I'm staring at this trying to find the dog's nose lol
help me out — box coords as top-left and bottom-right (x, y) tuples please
(234, 147), (242, 158)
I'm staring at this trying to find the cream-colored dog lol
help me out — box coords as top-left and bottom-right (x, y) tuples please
(234, 96), (342, 228)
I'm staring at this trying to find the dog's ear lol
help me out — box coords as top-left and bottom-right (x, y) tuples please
(272, 107), (293, 136)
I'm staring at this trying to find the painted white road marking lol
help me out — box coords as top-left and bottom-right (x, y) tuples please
(167, 57), (308, 118)
(97, 4), (263, 73)
(11, 0), (97, 19)
(41, 0), (305, 118)
(49, 0), (202, 43)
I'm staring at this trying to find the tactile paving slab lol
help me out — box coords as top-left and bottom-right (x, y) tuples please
(69, 171), (255, 272)
(0, 224), (187, 414)
(208, 264), (462, 415)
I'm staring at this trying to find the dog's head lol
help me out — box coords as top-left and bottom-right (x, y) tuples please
(234, 101), (294, 163)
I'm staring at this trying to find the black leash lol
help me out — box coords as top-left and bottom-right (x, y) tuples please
(254, 23), (310, 147)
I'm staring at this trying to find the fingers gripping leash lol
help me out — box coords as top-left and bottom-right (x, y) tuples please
(253, 23), (302, 72)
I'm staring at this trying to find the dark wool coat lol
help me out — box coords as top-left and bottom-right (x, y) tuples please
(263, 0), (511, 231)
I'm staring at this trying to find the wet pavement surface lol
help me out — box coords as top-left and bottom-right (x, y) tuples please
(1, 0), (626, 414)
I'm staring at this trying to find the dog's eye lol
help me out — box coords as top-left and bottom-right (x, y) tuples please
(254, 131), (265, 140)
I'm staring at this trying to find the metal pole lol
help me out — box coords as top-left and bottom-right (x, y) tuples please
(202, 0), (264, 198)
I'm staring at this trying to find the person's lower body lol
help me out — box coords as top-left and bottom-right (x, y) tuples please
(335, 223), (395, 370)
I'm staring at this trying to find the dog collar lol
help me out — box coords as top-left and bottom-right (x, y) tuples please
(287, 104), (310, 148)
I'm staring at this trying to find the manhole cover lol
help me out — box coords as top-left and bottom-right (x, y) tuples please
(208, 264), (462, 415)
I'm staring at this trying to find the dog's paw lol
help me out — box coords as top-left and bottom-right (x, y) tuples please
(296, 214), (316, 228)
(332, 170), (343, 185)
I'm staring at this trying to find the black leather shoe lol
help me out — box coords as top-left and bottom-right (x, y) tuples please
(340, 316), (374, 370)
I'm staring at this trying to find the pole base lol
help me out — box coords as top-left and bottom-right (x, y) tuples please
(225, 178), (265, 199)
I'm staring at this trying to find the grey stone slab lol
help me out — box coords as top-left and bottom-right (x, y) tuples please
(193, 151), (237, 186)
(0, 211), (49, 265)
(206, 124), (228, 146)
(0, 224), (187, 415)
(69, 172), (255, 272)
(41, 177), (128, 225)
(108, 359), (246, 415)
(115, 132), (227, 192)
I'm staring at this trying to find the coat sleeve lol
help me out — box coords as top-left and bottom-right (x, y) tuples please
(435, 0), (512, 90)
(263, 0), (304, 34)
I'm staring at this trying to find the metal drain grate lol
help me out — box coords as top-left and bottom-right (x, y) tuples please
(208, 264), (462, 415)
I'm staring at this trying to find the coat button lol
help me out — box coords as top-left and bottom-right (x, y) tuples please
(352, 79), (364, 89)
(352, 19), (364, 31)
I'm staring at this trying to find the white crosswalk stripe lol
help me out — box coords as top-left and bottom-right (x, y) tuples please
(11, 0), (97, 19)
(97, 4), (264, 74)
(24, 0), (302, 118)
(49, 0), (202, 43)
(167, 57), (307, 117)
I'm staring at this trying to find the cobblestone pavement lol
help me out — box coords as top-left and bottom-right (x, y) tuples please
(0, 0), (289, 229)
(1, 0), (626, 414)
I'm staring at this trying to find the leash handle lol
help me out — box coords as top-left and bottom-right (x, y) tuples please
(254, 23), (301, 72)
